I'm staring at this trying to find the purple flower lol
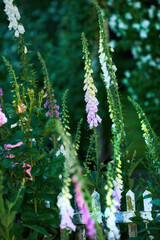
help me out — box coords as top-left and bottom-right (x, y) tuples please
(0, 89), (3, 96)
(44, 100), (49, 108)
(6, 152), (15, 158)
(73, 180), (96, 239)
(44, 95), (60, 119)
(83, 80), (101, 129)
(83, 43), (102, 129)
(112, 178), (123, 213)
(46, 111), (51, 117)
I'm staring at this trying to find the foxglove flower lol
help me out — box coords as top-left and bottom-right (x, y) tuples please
(82, 33), (101, 129)
(105, 208), (120, 239)
(0, 89), (3, 96)
(6, 153), (15, 158)
(104, 157), (123, 239)
(99, 33), (117, 90)
(5, 141), (23, 158)
(3, 0), (25, 37)
(104, 176), (122, 240)
(22, 163), (33, 180)
(57, 182), (76, 231)
(4, 141), (23, 150)
(44, 94), (60, 119)
(0, 108), (7, 126)
(73, 178), (96, 239)
(99, 38), (110, 89)
(12, 162), (33, 180)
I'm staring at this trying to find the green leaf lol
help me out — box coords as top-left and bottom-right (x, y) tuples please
(0, 225), (6, 239)
(34, 152), (46, 163)
(1, 159), (12, 168)
(31, 166), (41, 176)
(138, 228), (147, 233)
(25, 231), (39, 240)
(151, 199), (160, 207)
(10, 131), (24, 142)
(1, 212), (16, 229)
(22, 224), (50, 237)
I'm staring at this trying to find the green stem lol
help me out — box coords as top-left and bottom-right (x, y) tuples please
(0, 96), (4, 109)
(53, 134), (56, 151)
(94, 127), (99, 190)
(34, 198), (37, 215)
(0, 193), (5, 214)
(6, 227), (10, 240)
(29, 138), (33, 167)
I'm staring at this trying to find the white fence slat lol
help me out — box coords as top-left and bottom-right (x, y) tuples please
(126, 190), (138, 237)
(117, 211), (135, 223)
(126, 190), (136, 211)
(143, 190), (152, 212)
(143, 191), (154, 240)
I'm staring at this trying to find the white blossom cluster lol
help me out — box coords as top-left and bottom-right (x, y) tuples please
(105, 209), (120, 240)
(3, 0), (25, 37)
(57, 183), (76, 231)
(83, 57), (102, 129)
(108, 0), (160, 108)
(99, 38), (110, 89)
(104, 173), (123, 240)
(99, 36), (117, 89)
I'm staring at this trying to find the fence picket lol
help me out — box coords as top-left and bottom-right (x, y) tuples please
(143, 190), (154, 240)
(73, 189), (155, 239)
(126, 190), (138, 237)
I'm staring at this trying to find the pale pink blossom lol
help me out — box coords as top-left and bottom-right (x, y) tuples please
(4, 141), (23, 150)
(0, 109), (7, 126)
(22, 163), (33, 180)
(73, 179), (96, 239)
(6, 153), (15, 158)
(12, 162), (33, 181)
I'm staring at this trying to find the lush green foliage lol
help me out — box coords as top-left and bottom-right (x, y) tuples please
(0, 0), (160, 239)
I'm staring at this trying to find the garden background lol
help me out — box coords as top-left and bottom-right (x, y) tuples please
(0, 0), (160, 239)
(1, 0), (160, 162)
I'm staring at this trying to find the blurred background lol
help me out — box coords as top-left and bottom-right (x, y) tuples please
(0, 0), (160, 164)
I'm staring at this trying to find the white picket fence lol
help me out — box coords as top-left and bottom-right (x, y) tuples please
(72, 189), (155, 240)
(116, 189), (153, 239)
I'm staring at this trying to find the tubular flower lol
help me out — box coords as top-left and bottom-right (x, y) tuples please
(12, 163), (33, 180)
(73, 177), (96, 239)
(44, 94), (60, 119)
(82, 33), (101, 129)
(99, 35), (117, 89)
(4, 141), (23, 158)
(3, 0), (25, 37)
(0, 108), (7, 126)
(57, 177), (76, 231)
(4, 141), (23, 150)
(0, 89), (3, 96)
(104, 174), (123, 240)
(104, 154), (123, 240)
(22, 163), (33, 181)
